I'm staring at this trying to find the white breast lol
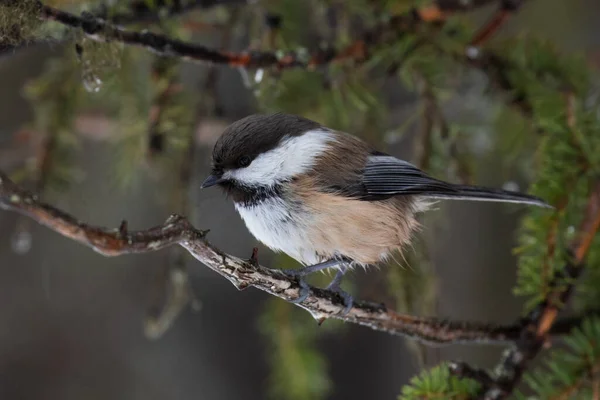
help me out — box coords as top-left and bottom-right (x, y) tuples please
(234, 198), (320, 266)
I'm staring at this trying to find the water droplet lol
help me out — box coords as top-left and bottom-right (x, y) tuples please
(237, 67), (252, 88)
(82, 71), (103, 93)
(503, 181), (520, 192)
(254, 69), (264, 84)
(384, 130), (400, 144)
(11, 229), (32, 255)
(465, 46), (480, 60)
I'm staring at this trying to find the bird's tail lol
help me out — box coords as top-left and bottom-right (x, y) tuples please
(423, 184), (551, 208)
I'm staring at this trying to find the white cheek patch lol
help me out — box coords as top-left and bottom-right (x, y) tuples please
(224, 129), (335, 186)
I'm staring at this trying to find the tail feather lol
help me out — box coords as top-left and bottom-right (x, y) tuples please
(423, 184), (552, 208)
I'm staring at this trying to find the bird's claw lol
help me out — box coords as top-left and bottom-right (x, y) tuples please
(326, 282), (353, 316)
(281, 269), (311, 303)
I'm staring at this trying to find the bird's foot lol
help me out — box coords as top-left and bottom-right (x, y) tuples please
(280, 269), (311, 304)
(326, 271), (353, 316)
(279, 259), (343, 304)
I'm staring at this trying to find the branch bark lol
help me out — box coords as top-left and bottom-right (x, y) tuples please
(0, 169), (577, 346)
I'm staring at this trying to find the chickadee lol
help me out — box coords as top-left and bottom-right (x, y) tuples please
(201, 113), (549, 310)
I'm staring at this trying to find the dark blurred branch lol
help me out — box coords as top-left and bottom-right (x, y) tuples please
(469, 0), (526, 47)
(145, 263), (198, 339)
(100, 0), (247, 25)
(32, 0), (536, 125)
(462, 51), (533, 116)
(417, 80), (473, 184)
(0, 169), (582, 346)
(147, 58), (181, 156)
(32, 0), (512, 70)
(417, 81), (436, 171)
(448, 362), (495, 387)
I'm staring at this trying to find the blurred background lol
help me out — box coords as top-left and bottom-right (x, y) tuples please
(1, 0), (599, 399)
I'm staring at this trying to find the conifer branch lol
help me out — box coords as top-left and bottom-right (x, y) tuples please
(0, 169), (579, 346)
(31, 0), (515, 70)
(453, 182), (600, 399)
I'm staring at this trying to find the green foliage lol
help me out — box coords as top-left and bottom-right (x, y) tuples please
(258, 254), (347, 400)
(0, 0), (43, 45)
(399, 364), (480, 399)
(22, 52), (84, 193)
(76, 35), (123, 94)
(259, 284), (329, 399)
(386, 236), (436, 366)
(259, 300), (332, 400)
(255, 66), (386, 136)
(575, 243), (600, 311)
(496, 39), (600, 308)
(519, 317), (600, 399)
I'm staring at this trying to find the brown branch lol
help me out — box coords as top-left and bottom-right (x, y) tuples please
(593, 363), (600, 400)
(0, 169), (592, 343)
(469, 1), (526, 47)
(417, 0), (500, 22)
(0, 169), (556, 346)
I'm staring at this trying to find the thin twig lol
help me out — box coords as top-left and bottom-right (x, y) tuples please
(147, 57), (182, 156)
(469, 1), (526, 47)
(417, 81), (436, 171)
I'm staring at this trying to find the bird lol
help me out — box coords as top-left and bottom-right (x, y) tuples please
(200, 112), (550, 312)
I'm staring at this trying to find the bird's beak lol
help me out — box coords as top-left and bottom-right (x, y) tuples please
(201, 174), (225, 189)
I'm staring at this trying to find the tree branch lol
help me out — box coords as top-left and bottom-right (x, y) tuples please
(29, 0), (510, 70)
(99, 0), (247, 26)
(469, 0), (526, 47)
(0, 169), (565, 346)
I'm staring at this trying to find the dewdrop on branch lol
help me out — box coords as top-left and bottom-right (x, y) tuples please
(82, 71), (103, 93)
(11, 227), (32, 255)
(75, 37), (122, 94)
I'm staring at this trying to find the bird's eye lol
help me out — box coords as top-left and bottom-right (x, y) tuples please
(237, 155), (251, 168)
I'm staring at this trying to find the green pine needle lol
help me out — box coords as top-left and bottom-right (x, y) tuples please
(399, 363), (480, 400)
(519, 317), (600, 399)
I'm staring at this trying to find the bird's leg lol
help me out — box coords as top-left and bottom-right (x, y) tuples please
(325, 265), (353, 316)
(282, 259), (342, 304)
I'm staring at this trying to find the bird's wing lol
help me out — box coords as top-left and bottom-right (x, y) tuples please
(356, 154), (550, 207)
(359, 154), (458, 199)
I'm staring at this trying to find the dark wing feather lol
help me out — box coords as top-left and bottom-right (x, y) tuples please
(361, 155), (458, 197)
(358, 155), (550, 207)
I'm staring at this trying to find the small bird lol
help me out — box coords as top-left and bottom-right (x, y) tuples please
(201, 113), (549, 311)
